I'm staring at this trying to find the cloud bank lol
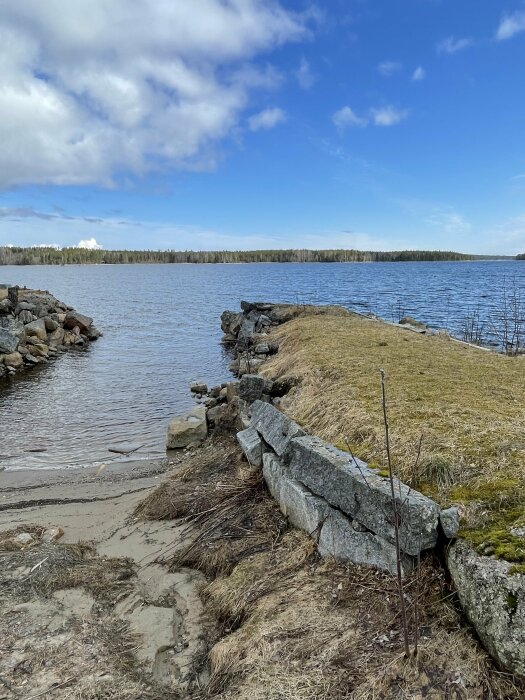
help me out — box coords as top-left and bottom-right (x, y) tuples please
(0, 1), (312, 189)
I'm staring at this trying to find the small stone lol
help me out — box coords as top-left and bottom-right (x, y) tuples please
(14, 532), (35, 546)
(42, 526), (64, 543)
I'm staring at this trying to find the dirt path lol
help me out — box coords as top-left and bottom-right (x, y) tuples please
(0, 457), (210, 699)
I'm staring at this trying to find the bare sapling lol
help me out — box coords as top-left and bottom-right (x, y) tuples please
(380, 368), (411, 658)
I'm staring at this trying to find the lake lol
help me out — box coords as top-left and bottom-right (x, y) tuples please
(0, 260), (523, 471)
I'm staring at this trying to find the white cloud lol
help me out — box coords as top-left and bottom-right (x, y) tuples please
(296, 57), (317, 89)
(377, 60), (402, 77)
(0, 1), (312, 189)
(496, 11), (525, 40)
(77, 238), (103, 250)
(332, 106), (368, 130)
(248, 107), (287, 131)
(412, 66), (425, 81)
(437, 36), (473, 54)
(425, 209), (472, 234)
(370, 106), (408, 127)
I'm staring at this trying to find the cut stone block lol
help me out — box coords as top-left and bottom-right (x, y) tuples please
(288, 436), (440, 556)
(250, 400), (305, 457)
(166, 405), (207, 449)
(262, 453), (329, 535)
(237, 427), (263, 467)
(319, 508), (416, 577)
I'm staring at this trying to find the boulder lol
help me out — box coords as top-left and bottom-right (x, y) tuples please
(254, 343), (270, 355)
(166, 405), (207, 449)
(237, 357), (264, 376)
(237, 427), (263, 467)
(250, 400), (306, 458)
(24, 318), (47, 341)
(30, 343), (49, 358)
(48, 327), (65, 347)
(239, 374), (271, 404)
(17, 309), (35, 324)
(0, 328), (19, 354)
(1, 317), (25, 339)
(44, 317), (59, 332)
(3, 352), (23, 368)
(319, 508), (416, 577)
(190, 381), (208, 394)
(448, 540), (525, 675)
(0, 299), (12, 315)
(287, 436), (440, 556)
(237, 319), (256, 349)
(226, 381), (239, 402)
(206, 404), (226, 425)
(64, 310), (93, 332)
(399, 316), (427, 332)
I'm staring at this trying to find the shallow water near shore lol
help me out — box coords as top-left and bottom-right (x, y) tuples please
(1, 260), (524, 471)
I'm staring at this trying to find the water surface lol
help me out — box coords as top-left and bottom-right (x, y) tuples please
(0, 260), (522, 471)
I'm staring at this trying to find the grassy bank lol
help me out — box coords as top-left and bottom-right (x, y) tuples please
(138, 437), (524, 698)
(259, 309), (525, 566)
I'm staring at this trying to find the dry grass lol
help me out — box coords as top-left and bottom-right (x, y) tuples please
(260, 310), (525, 554)
(0, 531), (134, 604)
(199, 532), (523, 700)
(137, 437), (288, 578)
(138, 439), (525, 699)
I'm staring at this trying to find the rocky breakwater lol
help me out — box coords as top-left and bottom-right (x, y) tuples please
(0, 285), (101, 380)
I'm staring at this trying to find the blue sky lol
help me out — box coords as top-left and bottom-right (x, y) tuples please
(0, 0), (525, 254)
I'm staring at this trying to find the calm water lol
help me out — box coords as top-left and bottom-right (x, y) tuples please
(0, 260), (523, 471)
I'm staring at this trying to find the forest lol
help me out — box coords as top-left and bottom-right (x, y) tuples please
(0, 246), (509, 266)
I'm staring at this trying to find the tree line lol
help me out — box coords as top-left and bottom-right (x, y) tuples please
(0, 246), (511, 266)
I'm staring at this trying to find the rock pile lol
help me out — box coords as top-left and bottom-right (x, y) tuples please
(0, 285), (101, 380)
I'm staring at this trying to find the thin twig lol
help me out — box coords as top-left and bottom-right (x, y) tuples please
(380, 368), (411, 658)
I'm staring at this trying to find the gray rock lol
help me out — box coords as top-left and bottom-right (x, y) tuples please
(254, 343), (270, 354)
(255, 315), (272, 333)
(3, 351), (23, 368)
(263, 452), (329, 535)
(239, 374), (270, 403)
(0, 328), (19, 354)
(250, 400), (306, 458)
(237, 319), (256, 349)
(47, 327), (65, 347)
(448, 539), (525, 675)
(440, 506), (460, 539)
(237, 427), (263, 467)
(206, 404), (226, 425)
(237, 357), (264, 376)
(44, 317), (59, 332)
(279, 477), (330, 535)
(204, 397), (218, 408)
(262, 452), (287, 502)
(24, 318), (47, 341)
(0, 317), (25, 339)
(288, 436), (440, 556)
(0, 298), (12, 315)
(319, 508), (416, 577)
(17, 309), (35, 324)
(64, 310), (93, 332)
(166, 405), (207, 449)
(190, 381), (208, 394)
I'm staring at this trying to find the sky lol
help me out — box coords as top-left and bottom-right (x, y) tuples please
(0, 0), (525, 254)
